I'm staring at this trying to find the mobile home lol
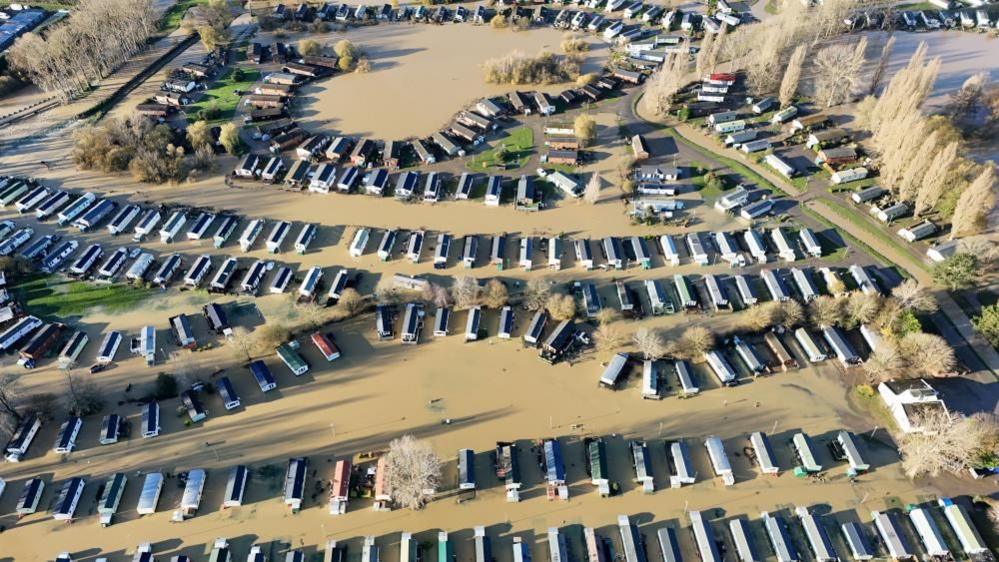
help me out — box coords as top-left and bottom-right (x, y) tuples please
(705, 436), (735, 485)
(136, 472), (164, 515)
(794, 328), (826, 363)
(223, 465), (249, 508)
(761, 512), (799, 562)
(689, 511), (723, 562)
(284, 457), (308, 512)
(98, 473), (126, 526)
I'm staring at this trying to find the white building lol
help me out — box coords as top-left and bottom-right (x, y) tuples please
(878, 379), (949, 434)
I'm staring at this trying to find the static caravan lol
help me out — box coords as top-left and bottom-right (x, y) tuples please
(96, 330), (123, 364)
(704, 274), (728, 310)
(377, 230), (398, 261)
(458, 448), (476, 490)
(490, 234), (506, 266)
(841, 522), (874, 561)
(822, 326), (860, 367)
(523, 310), (547, 345)
(659, 235), (680, 266)
(646, 279), (671, 315)
(792, 432), (822, 473)
(184, 254), (212, 288)
(328, 459), (351, 515)
(548, 237), (563, 270)
(761, 512), (799, 562)
(849, 265), (880, 296)
(436, 233), (453, 269)
(216, 376), (241, 410)
(17, 477), (45, 515)
(338, 167), (361, 192)
(132, 208), (162, 241)
(4, 413), (41, 462)
(686, 233), (709, 265)
(583, 283), (602, 317)
(311, 332), (341, 362)
(631, 441), (654, 493)
(733, 337), (765, 375)
(57, 192), (97, 226)
(518, 237), (533, 270)
(465, 306), (482, 341)
(213, 215), (239, 248)
(907, 507), (948, 557)
(209, 538), (233, 562)
(375, 306), (394, 340)
(284, 457), (308, 512)
(204, 302), (233, 338)
(159, 211), (187, 243)
(250, 360), (278, 392)
(705, 350), (737, 386)
(239, 219), (265, 252)
(734, 275), (757, 306)
(603, 237), (624, 269)
(41, 239), (78, 273)
(543, 438), (568, 499)
(496, 441), (523, 501)
(270, 265), (293, 294)
(743, 230), (767, 264)
(835, 431), (870, 473)
(498, 306), (514, 339)
(107, 204), (141, 235)
(461, 235), (478, 268)
(186, 212), (216, 241)
(240, 260), (267, 295)
(729, 518), (759, 562)
(794, 328), (826, 363)
(852, 186), (887, 204)
(485, 175), (502, 207)
(618, 515), (648, 562)
(898, 220), (937, 243)
(689, 511), (723, 562)
(761, 269), (789, 302)
(409, 230), (425, 263)
(98, 473), (126, 525)
(455, 173), (474, 200)
(277, 341), (309, 376)
(99, 414), (122, 445)
(139, 325), (156, 366)
(673, 274), (697, 309)
(266, 220), (291, 253)
(588, 438), (610, 496)
(830, 167), (868, 185)
(68, 243), (103, 276)
(575, 238), (594, 269)
(599, 352), (629, 388)
(674, 360), (699, 395)
(223, 465), (249, 508)
(175, 468), (207, 521)
(799, 228), (823, 258)
(402, 302), (423, 344)
(873, 202), (910, 224)
(705, 436), (735, 485)
(548, 528), (569, 562)
(350, 228), (370, 258)
(136, 472), (164, 515)
(939, 499), (989, 558)
(791, 268), (818, 302)
(796, 507), (838, 562)
(298, 266), (323, 302)
(140, 401), (160, 438)
(73, 198), (116, 231)
(771, 228), (796, 262)
(181, 390), (206, 423)
(97, 247), (128, 280)
(872, 511), (911, 560)
(53, 416), (82, 454)
(657, 528), (683, 562)
(715, 231), (746, 267)
(126, 252), (155, 282)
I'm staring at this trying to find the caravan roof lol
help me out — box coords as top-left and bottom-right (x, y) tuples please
(689, 511), (723, 562)
(872, 511), (911, 559)
(761, 512), (799, 562)
(669, 440), (696, 487)
(543, 439), (566, 484)
(836, 431), (869, 472)
(908, 507), (948, 557)
(729, 518), (759, 562)
(599, 353), (629, 388)
(792, 432), (822, 473)
(657, 527), (683, 562)
(618, 515), (648, 562)
(705, 436), (734, 484)
(840, 522), (874, 561)
(224, 465), (248, 507)
(796, 507), (838, 562)
(750, 432), (779, 475)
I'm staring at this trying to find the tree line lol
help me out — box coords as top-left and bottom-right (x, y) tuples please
(7, 0), (158, 102)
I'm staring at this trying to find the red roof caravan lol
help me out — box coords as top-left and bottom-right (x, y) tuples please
(329, 460), (351, 515)
(707, 73), (736, 86)
(311, 332), (341, 362)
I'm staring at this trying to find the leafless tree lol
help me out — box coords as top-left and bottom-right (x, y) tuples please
(897, 130), (940, 203)
(863, 344), (903, 383)
(899, 332), (956, 377)
(481, 279), (509, 309)
(641, 49), (687, 117)
(451, 276), (481, 310)
(594, 308), (619, 325)
(0, 374), (23, 432)
(219, 122), (241, 155)
(898, 411), (998, 479)
(594, 323), (625, 352)
(383, 435), (442, 510)
(915, 141), (959, 217)
(546, 293), (577, 321)
(780, 300), (806, 328)
(844, 291), (882, 330)
(229, 326), (254, 363)
(742, 301), (780, 331)
(868, 34), (895, 95)
(951, 165), (996, 240)
(584, 173), (602, 204)
(675, 326), (714, 360)
(423, 284), (452, 310)
(813, 41), (864, 107)
(523, 278), (551, 311)
(65, 373), (104, 416)
(695, 31), (715, 80)
(809, 295), (843, 328)
(891, 280), (937, 313)
(779, 44), (807, 108)
(633, 328), (667, 360)
(335, 288), (367, 318)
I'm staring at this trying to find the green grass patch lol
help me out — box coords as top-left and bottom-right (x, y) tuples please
(764, 0), (780, 14)
(159, 0), (209, 32)
(186, 68), (261, 124)
(467, 126), (534, 172)
(14, 275), (155, 318)
(896, 1), (939, 10)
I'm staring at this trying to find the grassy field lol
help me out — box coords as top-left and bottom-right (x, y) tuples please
(467, 127), (534, 171)
(159, 0), (208, 32)
(817, 197), (928, 273)
(185, 68), (261, 124)
(14, 275), (155, 318)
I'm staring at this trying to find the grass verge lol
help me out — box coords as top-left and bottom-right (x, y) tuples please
(814, 198), (929, 274)
(14, 275), (155, 318)
(669, 126), (790, 197)
(159, 0), (208, 32)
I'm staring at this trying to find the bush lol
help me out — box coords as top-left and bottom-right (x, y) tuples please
(560, 34), (589, 54)
(299, 39), (322, 57)
(483, 50), (580, 85)
(154, 373), (179, 400)
(490, 14), (508, 28)
(231, 67), (245, 82)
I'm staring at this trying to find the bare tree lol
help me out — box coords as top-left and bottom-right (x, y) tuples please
(482, 279), (509, 309)
(633, 328), (667, 360)
(897, 130), (939, 203)
(0, 374), (23, 431)
(297, 300), (329, 330)
(891, 280), (937, 313)
(780, 300), (805, 327)
(915, 141), (959, 217)
(574, 114), (597, 148)
(594, 308), (620, 325)
(898, 411), (998, 478)
(813, 41), (864, 107)
(951, 165), (997, 240)
(451, 276), (480, 309)
(695, 31), (715, 80)
(523, 278), (551, 311)
(899, 332), (956, 377)
(594, 323), (625, 351)
(743, 301), (780, 331)
(229, 326), (254, 363)
(642, 50), (687, 117)
(809, 295), (843, 327)
(868, 34), (895, 95)
(844, 291), (882, 330)
(383, 435), (442, 510)
(546, 293), (577, 321)
(584, 173), (602, 204)
(219, 122), (241, 155)
(675, 326), (714, 360)
(779, 44), (807, 108)
(65, 373), (104, 416)
(863, 344), (903, 383)
(335, 288), (367, 317)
